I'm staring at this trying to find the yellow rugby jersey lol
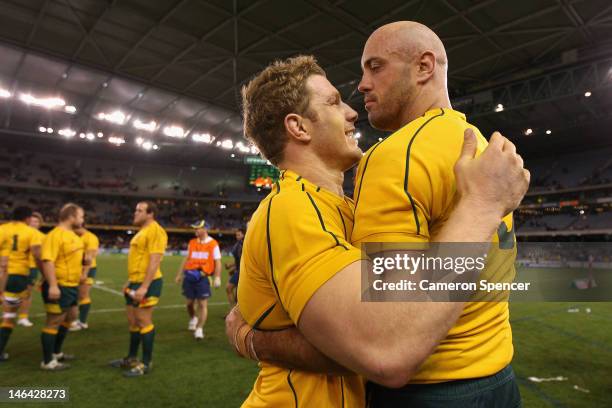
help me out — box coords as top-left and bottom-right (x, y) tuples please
(352, 108), (516, 383)
(80, 229), (100, 268)
(41, 226), (84, 287)
(128, 221), (167, 283)
(0, 222), (43, 275)
(238, 170), (366, 408)
(28, 229), (45, 269)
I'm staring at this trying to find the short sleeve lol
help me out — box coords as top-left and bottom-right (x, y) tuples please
(30, 229), (43, 247)
(90, 234), (100, 251)
(212, 242), (221, 260)
(147, 227), (167, 254)
(41, 232), (60, 262)
(269, 192), (364, 324)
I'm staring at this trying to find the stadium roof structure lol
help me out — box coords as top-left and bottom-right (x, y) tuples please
(0, 0), (612, 162)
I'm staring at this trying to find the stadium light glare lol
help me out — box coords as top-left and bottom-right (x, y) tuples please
(97, 110), (127, 125)
(163, 125), (185, 138)
(231, 153), (236, 158)
(108, 136), (125, 146)
(64, 105), (77, 114)
(494, 103), (504, 112)
(38, 126), (46, 133)
(79, 133), (86, 139)
(354, 132), (362, 139)
(221, 139), (234, 149)
(584, 91), (592, 97)
(135, 137), (144, 145)
(579, 209), (585, 215)
(58, 128), (76, 138)
(86, 132), (95, 141)
(0, 88), (11, 98)
(378, 137), (383, 142)
(19, 93), (65, 109)
(46, 128), (54, 134)
(220, 204), (227, 209)
(192, 133), (214, 144)
(235, 141), (251, 153)
(142, 141), (153, 150)
(97, 132), (104, 138)
(249, 145), (259, 155)
(524, 128), (533, 135)
(546, 129), (552, 135)
(153, 144), (159, 150)
(134, 119), (157, 132)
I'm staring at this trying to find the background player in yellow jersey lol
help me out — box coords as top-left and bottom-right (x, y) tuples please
(40, 203), (85, 371)
(0, 206), (43, 362)
(110, 201), (167, 377)
(15, 211), (45, 328)
(71, 226), (99, 331)
(226, 55), (528, 407)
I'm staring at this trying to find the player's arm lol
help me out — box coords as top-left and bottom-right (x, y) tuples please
(175, 256), (188, 283)
(41, 234), (61, 300)
(212, 242), (222, 288)
(226, 306), (350, 374)
(0, 255), (7, 293)
(30, 244), (43, 271)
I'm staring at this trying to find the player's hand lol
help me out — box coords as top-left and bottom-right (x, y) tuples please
(48, 284), (61, 300)
(213, 276), (222, 288)
(133, 286), (148, 303)
(225, 306), (248, 354)
(454, 129), (530, 218)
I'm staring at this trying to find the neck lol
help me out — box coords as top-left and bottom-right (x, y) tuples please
(279, 151), (345, 196)
(59, 221), (73, 231)
(141, 218), (154, 229)
(399, 87), (452, 128)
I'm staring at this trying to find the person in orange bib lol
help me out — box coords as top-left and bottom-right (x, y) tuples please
(175, 220), (221, 340)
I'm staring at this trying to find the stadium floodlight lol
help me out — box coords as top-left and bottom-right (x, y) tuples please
(163, 125), (185, 138)
(108, 136), (125, 146)
(221, 139), (234, 149)
(231, 153), (236, 158)
(0, 88), (11, 98)
(494, 103), (504, 112)
(46, 128), (54, 134)
(86, 132), (95, 141)
(79, 132), (86, 139)
(192, 133), (214, 144)
(354, 131), (362, 139)
(249, 145), (259, 154)
(64, 105), (77, 114)
(235, 141), (251, 153)
(142, 141), (153, 150)
(524, 128), (533, 135)
(584, 91), (592, 97)
(97, 132), (104, 138)
(19, 93), (65, 109)
(220, 204), (227, 209)
(58, 128), (76, 138)
(546, 129), (552, 135)
(97, 110), (127, 125)
(135, 137), (144, 145)
(153, 144), (159, 150)
(134, 119), (157, 132)
(38, 126), (46, 132)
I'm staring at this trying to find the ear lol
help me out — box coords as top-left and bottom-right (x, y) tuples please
(284, 113), (312, 143)
(416, 51), (436, 84)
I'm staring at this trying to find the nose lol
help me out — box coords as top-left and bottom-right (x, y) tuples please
(343, 102), (358, 124)
(357, 72), (371, 94)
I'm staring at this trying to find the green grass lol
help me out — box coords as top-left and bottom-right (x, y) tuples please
(3, 258), (611, 407)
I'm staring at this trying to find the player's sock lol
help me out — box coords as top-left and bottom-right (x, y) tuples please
(128, 326), (141, 359)
(0, 322), (14, 354)
(18, 313), (28, 320)
(53, 322), (70, 354)
(78, 298), (91, 323)
(41, 328), (58, 364)
(140, 324), (155, 366)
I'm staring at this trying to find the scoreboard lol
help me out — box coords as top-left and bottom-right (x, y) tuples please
(246, 156), (279, 189)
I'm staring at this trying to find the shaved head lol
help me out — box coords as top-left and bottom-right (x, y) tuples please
(365, 21), (447, 69)
(359, 21), (451, 131)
